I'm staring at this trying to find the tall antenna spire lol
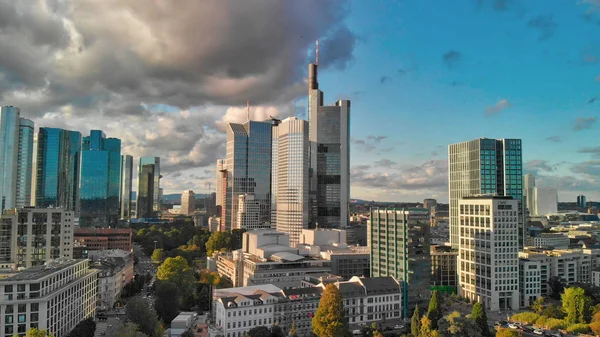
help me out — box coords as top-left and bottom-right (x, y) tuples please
(316, 40), (319, 65)
(247, 100), (250, 122)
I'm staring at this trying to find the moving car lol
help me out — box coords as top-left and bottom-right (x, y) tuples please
(533, 329), (544, 335)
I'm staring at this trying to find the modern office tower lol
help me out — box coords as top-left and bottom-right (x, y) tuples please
(16, 118), (34, 208)
(181, 190), (195, 216)
(0, 208), (74, 268)
(369, 208), (431, 317)
(534, 188), (558, 216)
(216, 159), (225, 207)
(448, 138), (524, 249)
(120, 155), (133, 220)
(272, 117), (309, 247)
(307, 56), (350, 229)
(79, 130), (121, 227)
(35, 127), (82, 213)
(577, 195), (587, 208)
(235, 194), (261, 229)
(0, 106), (20, 211)
(223, 121), (274, 230)
(136, 160), (157, 219)
(523, 173), (536, 215)
(458, 196), (520, 311)
(0, 259), (98, 337)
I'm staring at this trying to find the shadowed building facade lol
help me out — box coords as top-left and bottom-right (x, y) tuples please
(120, 155), (133, 220)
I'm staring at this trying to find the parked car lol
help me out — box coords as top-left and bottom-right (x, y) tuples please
(533, 329), (544, 335)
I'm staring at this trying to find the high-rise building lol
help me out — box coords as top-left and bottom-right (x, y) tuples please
(0, 106), (20, 211)
(272, 117), (309, 247)
(236, 194), (261, 230)
(523, 173), (536, 215)
(448, 138), (523, 249)
(308, 58), (350, 228)
(216, 159), (225, 207)
(457, 196), (520, 311)
(0, 208), (74, 268)
(224, 121), (274, 230)
(534, 188), (558, 216)
(136, 157), (159, 219)
(16, 118), (34, 208)
(35, 128), (82, 213)
(120, 155), (133, 220)
(369, 208), (430, 317)
(181, 190), (195, 216)
(80, 130), (121, 227)
(577, 195), (587, 208)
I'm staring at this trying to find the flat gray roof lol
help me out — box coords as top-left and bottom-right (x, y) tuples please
(0, 259), (86, 282)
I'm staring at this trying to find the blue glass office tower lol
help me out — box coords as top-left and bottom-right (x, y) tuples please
(0, 106), (20, 211)
(449, 138), (524, 248)
(136, 156), (160, 218)
(120, 155), (133, 220)
(35, 128), (82, 213)
(80, 130), (121, 227)
(16, 118), (34, 208)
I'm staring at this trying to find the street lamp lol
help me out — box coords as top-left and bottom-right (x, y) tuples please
(153, 240), (158, 251)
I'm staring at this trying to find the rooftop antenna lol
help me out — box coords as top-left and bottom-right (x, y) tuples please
(315, 40), (319, 66)
(247, 100), (250, 122)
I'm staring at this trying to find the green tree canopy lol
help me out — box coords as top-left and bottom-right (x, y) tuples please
(471, 302), (492, 337)
(437, 311), (481, 337)
(154, 280), (183, 324)
(247, 326), (271, 337)
(107, 323), (148, 337)
(271, 324), (285, 337)
(14, 329), (54, 337)
(510, 312), (540, 325)
(151, 248), (165, 263)
(125, 297), (159, 336)
(157, 256), (195, 289)
(562, 287), (591, 325)
(427, 290), (442, 330)
(412, 305), (422, 337)
(206, 231), (231, 255)
(548, 277), (566, 300)
(312, 284), (349, 337)
(66, 317), (96, 337)
(532, 296), (545, 315)
(542, 303), (563, 319)
(494, 328), (518, 337)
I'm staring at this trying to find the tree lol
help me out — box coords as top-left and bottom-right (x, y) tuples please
(471, 302), (492, 337)
(590, 319), (600, 335)
(548, 277), (566, 300)
(420, 316), (437, 337)
(510, 312), (539, 325)
(154, 281), (182, 324)
(562, 287), (591, 325)
(14, 329), (54, 337)
(157, 256), (195, 290)
(248, 326), (271, 337)
(312, 284), (349, 337)
(544, 318), (567, 330)
(206, 231), (231, 255)
(125, 297), (159, 336)
(411, 305), (422, 337)
(532, 296), (544, 315)
(271, 324), (285, 337)
(181, 331), (195, 337)
(566, 323), (590, 334)
(437, 311), (481, 337)
(106, 323), (148, 337)
(289, 322), (298, 337)
(542, 303), (563, 319)
(427, 290), (442, 330)
(66, 317), (96, 337)
(494, 328), (518, 337)
(151, 248), (165, 263)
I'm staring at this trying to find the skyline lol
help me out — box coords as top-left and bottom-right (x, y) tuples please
(2, 1), (600, 202)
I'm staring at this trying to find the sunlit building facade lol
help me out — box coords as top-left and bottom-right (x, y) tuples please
(80, 130), (121, 227)
(16, 118), (34, 209)
(120, 155), (133, 220)
(136, 156), (160, 218)
(34, 128), (82, 213)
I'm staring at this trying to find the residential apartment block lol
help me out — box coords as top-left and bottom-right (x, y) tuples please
(89, 249), (134, 310)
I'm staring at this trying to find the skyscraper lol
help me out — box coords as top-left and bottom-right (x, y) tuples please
(16, 118), (34, 208)
(307, 55), (350, 228)
(0, 106), (20, 211)
(120, 155), (133, 220)
(216, 159), (225, 207)
(181, 190), (195, 215)
(272, 117), (309, 247)
(223, 121), (274, 230)
(577, 194), (587, 208)
(80, 130), (121, 227)
(523, 173), (536, 215)
(369, 208), (431, 316)
(448, 138), (523, 248)
(136, 156), (160, 218)
(35, 127), (82, 213)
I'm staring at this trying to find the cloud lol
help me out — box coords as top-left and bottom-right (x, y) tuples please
(571, 160), (600, 176)
(380, 76), (392, 84)
(573, 117), (597, 131)
(527, 14), (558, 40)
(485, 99), (511, 115)
(367, 135), (388, 143)
(524, 160), (556, 175)
(0, 0), (358, 193)
(443, 50), (462, 69)
(373, 159), (398, 168)
(545, 136), (561, 142)
(352, 160), (448, 191)
(578, 146), (600, 158)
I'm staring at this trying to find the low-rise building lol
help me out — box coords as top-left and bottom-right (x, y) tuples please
(171, 312), (197, 337)
(430, 245), (458, 288)
(89, 250), (134, 310)
(531, 233), (570, 249)
(0, 259), (98, 337)
(519, 258), (542, 308)
(74, 228), (132, 252)
(593, 268), (600, 287)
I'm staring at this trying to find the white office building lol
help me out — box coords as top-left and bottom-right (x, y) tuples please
(181, 190), (195, 216)
(0, 208), (74, 268)
(458, 196), (520, 312)
(534, 187), (558, 216)
(0, 259), (98, 337)
(532, 233), (569, 249)
(519, 258), (542, 308)
(236, 194), (262, 230)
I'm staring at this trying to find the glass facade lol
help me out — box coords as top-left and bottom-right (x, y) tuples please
(16, 118), (34, 208)
(120, 155), (133, 220)
(225, 121), (273, 230)
(136, 156), (160, 218)
(80, 130), (121, 227)
(35, 128), (82, 213)
(448, 138), (524, 248)
(0, 106), (20, 211)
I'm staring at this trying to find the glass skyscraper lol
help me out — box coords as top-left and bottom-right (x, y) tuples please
(120, 155), (133, 220)
(224, 121), (274, 230)
(80, 130), (121, 227)
(448, 138), (524, 248)
(16, 118), (34, 208)
(136, 156), (160, 218)
(35, 128), (82, 213)
(0, 106), (21, 211)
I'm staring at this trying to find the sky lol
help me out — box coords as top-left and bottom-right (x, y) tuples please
(1, 0), (600, 203)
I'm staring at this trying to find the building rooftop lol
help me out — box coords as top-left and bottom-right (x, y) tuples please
(1, 259), (86, 282)
(357, 277), (400, 295)
(270, 252), (305, 262)
(462, 195), (514, 200)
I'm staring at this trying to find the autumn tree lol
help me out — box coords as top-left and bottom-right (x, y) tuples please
(289, 322), (298, 337)
(206, 231), (231, 255)
(532, 296), (545, 315)
(427, 290), (442, 330)
(420, 316), (440, 337)
(494, 328), (518, 337)
(471, 302), (492, 337)
(157, 256), (195, 290)
(437, 311), (481, 337)
(312, 284), (349, 337)
(14, 329), (54, 337)
(151, 249), (165, 263)
(412, 305), (422, 337)
(590, 312), (600, 335)
(562, 287), (591, 325)
(125, 297), (159, 336)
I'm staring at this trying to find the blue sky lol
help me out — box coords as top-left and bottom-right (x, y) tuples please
(313, 0), (600, 202)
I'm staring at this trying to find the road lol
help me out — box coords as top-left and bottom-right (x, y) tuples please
(133, 243), (157, 277)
